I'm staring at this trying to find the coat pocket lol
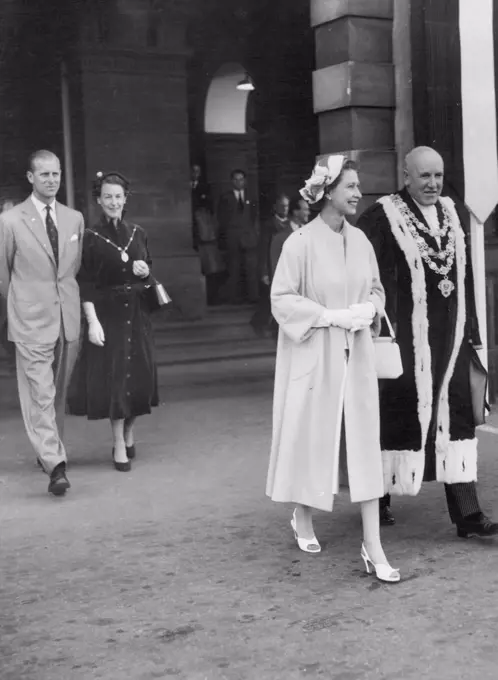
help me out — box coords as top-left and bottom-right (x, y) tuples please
(290, 333), (318, 380)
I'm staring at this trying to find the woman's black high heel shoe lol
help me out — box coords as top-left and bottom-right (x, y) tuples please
(125, 445), (136, 460)
(112, 448), (131, 472)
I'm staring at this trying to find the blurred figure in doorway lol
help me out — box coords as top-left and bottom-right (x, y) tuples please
(250, 193), (290, 336)
(190, 163), (226, 305)
(190, 163), (211, 251)
(270, 196), (310, 276)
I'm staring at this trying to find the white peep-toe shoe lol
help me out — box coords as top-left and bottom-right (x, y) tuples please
(290, 508), (321, 554)
(361, 543), (400, 583)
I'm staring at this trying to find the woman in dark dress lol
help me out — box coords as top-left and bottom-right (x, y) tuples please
(69, 171), (158, 471)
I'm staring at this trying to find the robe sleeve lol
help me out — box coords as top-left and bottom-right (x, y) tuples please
(367, 240), (386, 337)
(270, 234), (327, 344)
(458, 212), (482, 347)
(357, 202), (397, 331)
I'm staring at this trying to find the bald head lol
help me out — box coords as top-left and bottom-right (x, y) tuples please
(404, 146), (444, 206)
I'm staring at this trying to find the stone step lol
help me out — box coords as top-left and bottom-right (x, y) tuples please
(155, 336), (275, 366)
(0, 305), (275, 377)
(154, 318), (262, 345)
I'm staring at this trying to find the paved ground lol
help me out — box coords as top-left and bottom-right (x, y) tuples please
(1, 364), (498, 680)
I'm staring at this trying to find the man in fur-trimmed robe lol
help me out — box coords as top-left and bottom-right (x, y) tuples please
(357, 146), (498, 538)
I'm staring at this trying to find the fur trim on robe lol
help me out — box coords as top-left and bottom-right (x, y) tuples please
(377, 195), (477, 495)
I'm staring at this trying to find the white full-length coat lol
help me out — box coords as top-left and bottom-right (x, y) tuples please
(266, 216), (386, 511)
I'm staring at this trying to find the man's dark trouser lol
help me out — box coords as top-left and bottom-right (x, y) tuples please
(250, 282), (271, 332)
(380, 481), (481, 524)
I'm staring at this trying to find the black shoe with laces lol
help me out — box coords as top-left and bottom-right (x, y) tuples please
(457, 513), (498, 538)
(380, 505), (396, 526)
(48, 462), (70, 496)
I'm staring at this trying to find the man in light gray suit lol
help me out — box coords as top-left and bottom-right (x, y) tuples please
(0, 150), (85, 495)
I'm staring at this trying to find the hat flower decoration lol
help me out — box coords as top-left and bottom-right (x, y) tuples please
(300, 154), (345, 204)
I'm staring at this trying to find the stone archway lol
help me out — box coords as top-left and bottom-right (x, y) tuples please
(203, 62), (259, 213)
(204, 62), (250, 134)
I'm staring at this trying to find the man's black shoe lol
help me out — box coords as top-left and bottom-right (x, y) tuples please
(457, 513), (498, 538)
(48, 462), (70, 496)
(380, 505), (396, 526)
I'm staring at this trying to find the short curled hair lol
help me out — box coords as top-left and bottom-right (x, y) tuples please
(92, 171), (130, 199)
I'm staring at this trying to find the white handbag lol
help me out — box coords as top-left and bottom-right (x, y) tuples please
(374, 313), (403, 380)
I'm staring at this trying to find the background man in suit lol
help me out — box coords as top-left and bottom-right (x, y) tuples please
(217, 169), (259, 304)
(269, 195), (311, 279)
(0, 150), (85, 496)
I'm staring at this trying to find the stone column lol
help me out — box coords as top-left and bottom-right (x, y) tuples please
(72, 0), (205, 319)
(310, 0), (397, 214)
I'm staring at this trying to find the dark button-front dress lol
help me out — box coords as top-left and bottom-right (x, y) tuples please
(68, 215), (159, 420)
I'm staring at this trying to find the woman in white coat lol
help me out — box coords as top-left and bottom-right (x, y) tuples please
(266, 155), (399, 583)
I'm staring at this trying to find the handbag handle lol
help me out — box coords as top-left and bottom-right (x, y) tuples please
(384, 312), (396, 340)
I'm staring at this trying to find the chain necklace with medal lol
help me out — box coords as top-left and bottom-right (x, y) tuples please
(392, 195), (456, 297)
(87, 225), (137, 262)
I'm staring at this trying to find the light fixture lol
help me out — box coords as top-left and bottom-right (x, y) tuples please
(236, 73), (255, 91)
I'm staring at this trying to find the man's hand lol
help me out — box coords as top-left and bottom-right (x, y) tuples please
(261, 275), (270, 286)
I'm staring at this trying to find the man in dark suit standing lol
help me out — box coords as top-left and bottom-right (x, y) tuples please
(0, 150), (85, 496)
(217, 169), (259, 304)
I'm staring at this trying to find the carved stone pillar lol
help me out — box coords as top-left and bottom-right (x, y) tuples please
(310, 0), (397, 213)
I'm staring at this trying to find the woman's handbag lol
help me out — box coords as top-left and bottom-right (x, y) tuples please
(469, 344), (489, 426)
(142, 278), (171, 313)
(373, 313), (403, 380)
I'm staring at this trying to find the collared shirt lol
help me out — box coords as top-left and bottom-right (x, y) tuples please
(413, 198), (440, 247)
(31, 193), (58, 229)
(233, 190), (245, 203)
(274, 214), (288, 231)
(289, 220), (300, 232)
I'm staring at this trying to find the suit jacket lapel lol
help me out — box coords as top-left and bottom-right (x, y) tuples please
(21, 198), (56, 267)
(55, 202), (70, 266)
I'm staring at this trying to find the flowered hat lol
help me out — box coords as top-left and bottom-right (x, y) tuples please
(299, 154), (346, 204)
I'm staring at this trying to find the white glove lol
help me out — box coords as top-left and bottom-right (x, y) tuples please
(133, 260), (150, 278)
(349, 302), (375, 332)
(88, 321), (105, 346)
(349, 302), (376, 320)
(322, 308), (355, 330)
(83, 302), (105, 346)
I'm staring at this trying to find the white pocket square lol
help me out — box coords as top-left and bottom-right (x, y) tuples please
(70, 234), (79, 242)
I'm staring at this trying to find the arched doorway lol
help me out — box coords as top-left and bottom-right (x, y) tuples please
(203, 62), (259, 213)
(190, 62), (260, 306)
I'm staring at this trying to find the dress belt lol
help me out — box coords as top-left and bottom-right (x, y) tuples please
(94, 282), (147, 298)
